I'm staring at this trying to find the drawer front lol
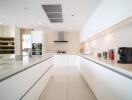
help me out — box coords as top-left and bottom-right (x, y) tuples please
(0, 58), (53, 100)
(22, 67), (53, 100)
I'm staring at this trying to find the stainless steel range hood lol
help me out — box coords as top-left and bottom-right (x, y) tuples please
(54, 31), (68, 42)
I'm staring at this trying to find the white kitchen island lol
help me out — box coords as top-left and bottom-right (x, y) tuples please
(0, 54), (53, 100)
(53, 54), (79, 67)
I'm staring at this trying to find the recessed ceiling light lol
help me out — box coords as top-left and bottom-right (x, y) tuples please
(24, 7), (29, 10)
(72, 14), (74, 17)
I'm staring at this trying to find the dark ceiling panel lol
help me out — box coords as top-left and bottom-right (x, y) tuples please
(49, 18), (63, 23)
(42, 4), (63, 23)
(47, 13), (62, 18)
(42, 4), (62, 12)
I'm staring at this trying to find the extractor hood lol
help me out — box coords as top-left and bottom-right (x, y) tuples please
(54, 31), (68, 42)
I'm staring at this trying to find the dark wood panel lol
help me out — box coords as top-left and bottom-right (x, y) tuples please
(0, 37), (15, 54)
(0, 37), (14, 41)
(0, 50), (15, 54)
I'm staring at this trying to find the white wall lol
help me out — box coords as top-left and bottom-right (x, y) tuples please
(15, 27), (21, 55)
(45, 31), (81, 53)
(0, 25), (15, 37)
(80, 0), (132, 42)
(83, 17), (132, 61)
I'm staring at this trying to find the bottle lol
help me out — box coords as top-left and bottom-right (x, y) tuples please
(103, 51), (107, 59)
(108, 49), (115, 60)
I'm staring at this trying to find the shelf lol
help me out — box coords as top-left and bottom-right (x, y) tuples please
(0, 45), (15, 47)
(0, 41), (14, 43)
(0, 51), (14, 54)
(0, 37), (15, 54)
(0, 46), (14, 49)
(0, 49), (14, 50)
(0, 37), (14, 41)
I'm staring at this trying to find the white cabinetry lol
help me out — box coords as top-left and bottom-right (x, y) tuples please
(31, 31), (43, 43)
(79, 56), (132, 100)
(22, 68), (53, 100)
(80, 0), (132, 42)
(0, 58), (53, 100)
(53, 55), (79, 67)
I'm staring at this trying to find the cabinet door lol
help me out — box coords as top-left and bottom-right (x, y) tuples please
(53, 55), (68, 66)
(80, 57), (132, 100)
(53, 55), (79, 67)
(0, 58), (53, 100)
(22, 68), (53, 100)
(68, 55), (79, 66)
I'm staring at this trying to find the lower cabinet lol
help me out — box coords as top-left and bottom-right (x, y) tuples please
(22, 67), (53, 100)
(53, 55), (79, 67)
(79, 57), (132, 100)
(0, 57), (53, 100)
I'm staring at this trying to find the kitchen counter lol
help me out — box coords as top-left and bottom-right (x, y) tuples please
(80, 54), (132, 79)
(55, 53), (79, 55)
(1, 53), (132, 82)
(0, 54), (53, 82)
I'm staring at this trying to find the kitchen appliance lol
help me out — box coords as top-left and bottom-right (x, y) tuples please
(108, 49), (115, 60)
(118, 47), (132, 63)
(97, 53), (101, 58)
(103, 51), (107, 59)
(56, 50), (66, 54)
(32, 43), (42, 55)
(54, 31), (68, 42)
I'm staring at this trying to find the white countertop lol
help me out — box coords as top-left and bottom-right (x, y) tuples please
(0, 54), (53, 82)
(80, 54), (132, 79)
(1, 53), (132, 82)
(55, 53), (79, 55)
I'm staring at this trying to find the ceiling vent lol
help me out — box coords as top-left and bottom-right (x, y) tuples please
(42, 4), (63, 23)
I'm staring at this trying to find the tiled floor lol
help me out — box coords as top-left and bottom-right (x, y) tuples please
(39, 67), (97, 100)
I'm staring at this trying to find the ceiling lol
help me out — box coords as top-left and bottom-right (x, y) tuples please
(0, 0), (102, 32)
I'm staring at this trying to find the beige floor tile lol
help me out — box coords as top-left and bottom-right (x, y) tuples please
(39, 67), (96, 100)
(39, 86), (67, 100)
(68, 77), (88, 87)
(47, 70), (67, 86)
(67, 69), (88, 87)
(48, 77), (67, 86)
(68, 86), (96, 100)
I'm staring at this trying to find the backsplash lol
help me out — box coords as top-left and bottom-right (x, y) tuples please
(84, 17), (132, 61)
(45, 31), (81, 53)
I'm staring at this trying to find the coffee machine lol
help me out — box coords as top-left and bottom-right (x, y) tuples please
(118, 47), (132, 64)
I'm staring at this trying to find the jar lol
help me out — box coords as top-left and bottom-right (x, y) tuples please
(97, 53), (101, 58)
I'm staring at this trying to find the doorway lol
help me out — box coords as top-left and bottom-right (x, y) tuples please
(22, 34), (31, 56)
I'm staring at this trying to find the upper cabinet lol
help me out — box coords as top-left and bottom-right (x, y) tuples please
(126, 0), (132, 17)
(31, 31), (44, 43)
(80, 0), (132, 42)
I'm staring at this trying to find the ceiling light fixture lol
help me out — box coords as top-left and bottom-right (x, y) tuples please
(0, 22), (3, 24)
